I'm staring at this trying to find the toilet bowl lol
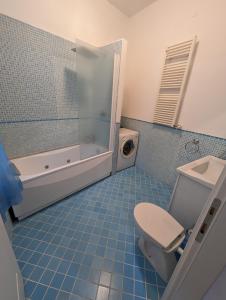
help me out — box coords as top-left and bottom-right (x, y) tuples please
(134, 203), (185, 282)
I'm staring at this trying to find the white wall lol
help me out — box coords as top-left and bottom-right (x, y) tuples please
(0, 0), (128, 46)
(123, 0), (226, 139)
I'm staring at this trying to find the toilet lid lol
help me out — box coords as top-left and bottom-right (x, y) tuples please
(134, 203), (184, 250)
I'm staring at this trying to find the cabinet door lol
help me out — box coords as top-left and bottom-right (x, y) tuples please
(0, 217), (25, 300)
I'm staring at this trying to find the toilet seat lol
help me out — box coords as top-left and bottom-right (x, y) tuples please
(134, 203), (185, 252)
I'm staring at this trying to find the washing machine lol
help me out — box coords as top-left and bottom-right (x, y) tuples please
(117, 128), (139, 171)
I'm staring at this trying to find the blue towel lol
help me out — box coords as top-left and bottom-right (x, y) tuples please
(0, 144), (23, 222)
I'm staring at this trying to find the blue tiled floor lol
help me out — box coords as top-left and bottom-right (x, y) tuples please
(12, 167), (172, 300)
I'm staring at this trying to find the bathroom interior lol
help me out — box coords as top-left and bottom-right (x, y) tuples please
(0, 0), (226, 299)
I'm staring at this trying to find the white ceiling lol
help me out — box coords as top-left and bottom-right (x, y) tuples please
(108, 0), (156, 17)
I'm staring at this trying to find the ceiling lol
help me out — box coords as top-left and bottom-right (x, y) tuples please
(108, 0), (156, 17)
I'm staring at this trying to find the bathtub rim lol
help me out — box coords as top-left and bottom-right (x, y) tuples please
(16, 150), (113, 184)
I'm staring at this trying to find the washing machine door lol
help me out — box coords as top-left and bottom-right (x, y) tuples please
(121, 137), (136, 158)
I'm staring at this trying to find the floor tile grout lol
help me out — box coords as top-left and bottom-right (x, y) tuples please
(13, 167), (171, 300)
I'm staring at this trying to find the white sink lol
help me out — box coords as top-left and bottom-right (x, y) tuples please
(177, 155), (226, 188)
(169, 155), (226, 229)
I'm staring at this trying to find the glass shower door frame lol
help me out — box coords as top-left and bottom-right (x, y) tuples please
(109, 52), (121, 152)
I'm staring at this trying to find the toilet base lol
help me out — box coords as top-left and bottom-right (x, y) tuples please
(138, 236), (177, 282)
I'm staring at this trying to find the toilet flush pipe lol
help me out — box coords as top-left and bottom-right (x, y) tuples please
(177, 247), (184, 256)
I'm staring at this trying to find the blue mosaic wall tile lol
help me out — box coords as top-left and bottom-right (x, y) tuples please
(121, 117), (226, 186)
(112, 123), (121, 174)
(0, 120), (79, 158)
(0, 14), (79, 158)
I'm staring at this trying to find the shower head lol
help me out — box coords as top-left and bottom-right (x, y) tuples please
(71, 48), (77, 52)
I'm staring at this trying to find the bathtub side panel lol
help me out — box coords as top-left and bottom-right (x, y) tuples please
(13, 153), (112, 219)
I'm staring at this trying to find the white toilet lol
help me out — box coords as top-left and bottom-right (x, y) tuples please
(134, 203), (185, 282)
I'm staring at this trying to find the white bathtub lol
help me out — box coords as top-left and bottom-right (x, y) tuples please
(12, 144), (112, 219)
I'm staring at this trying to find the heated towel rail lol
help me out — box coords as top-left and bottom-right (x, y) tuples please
(153, 37), (197, 127)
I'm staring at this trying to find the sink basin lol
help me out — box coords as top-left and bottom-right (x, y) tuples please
(177, 155), (226, 188)
(169, 155), (226, 229)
